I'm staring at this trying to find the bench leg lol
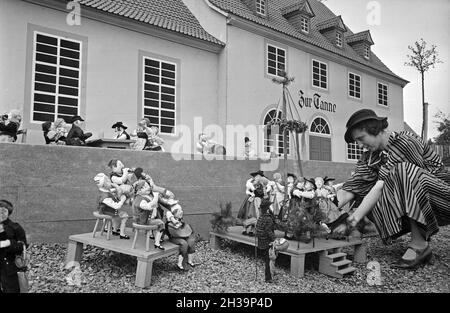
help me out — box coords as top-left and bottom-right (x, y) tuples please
(92, 219), (100, 238)
(132, 229), (138, 249)
(145, 231), (150, 252)
(290, 254), (306, 278)
(100, 219), (107, 236)
(354, 243), (367, 263)
(135, 258), (153, 288)
(210, 234), (221, 250)
(106, 220), (112, 241)
(66, 240), (83, 266)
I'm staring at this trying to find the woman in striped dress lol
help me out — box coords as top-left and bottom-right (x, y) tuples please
(335, 109), (450, 269)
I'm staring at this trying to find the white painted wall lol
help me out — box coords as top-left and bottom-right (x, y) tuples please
(0, 0), (220, 150)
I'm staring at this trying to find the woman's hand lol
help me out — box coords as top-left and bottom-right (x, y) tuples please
(347, 213), (360, 228)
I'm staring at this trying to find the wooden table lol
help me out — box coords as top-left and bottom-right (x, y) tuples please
(66, 228), (179, 288)
(86, 139), (136, 149)
(210, 226), (367, 278)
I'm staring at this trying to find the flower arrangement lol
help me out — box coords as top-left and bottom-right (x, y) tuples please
(210, 202), (235, 233)
(267, 118), (308, 134)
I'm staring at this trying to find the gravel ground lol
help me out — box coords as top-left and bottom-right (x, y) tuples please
(27, 226), (450, 293)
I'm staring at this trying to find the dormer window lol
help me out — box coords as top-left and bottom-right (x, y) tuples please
(336, 32), (342, 47)
(316, 16), (347, 47)
(256, 0), (266, 16)
(301, 16), (309, 33)
(346, 31), (374, 60)
(364, 45), (370, 59)
(280, 0), (315, 34)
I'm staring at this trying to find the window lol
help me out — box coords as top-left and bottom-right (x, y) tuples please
(310, 117), (330, 135)
(301, 17), (309, 33)
(31, 32), (82, 122)
(347, 142), (363, 160)
(309, 117), (331, 161)
(336, 32), (342, 47)
(267, 45), (286, 77)
(256, 0), (266, 15)
(143, 57), (176, 134)
(264, 109), (290, 155)
(348, 72), (361, 99)
(364, 45), (370, 59)
(378, 83), (388, 106)
(312, 59), (327, 89)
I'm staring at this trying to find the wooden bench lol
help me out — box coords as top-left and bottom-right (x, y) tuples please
(66, 228), (179, 288)
(210, 226), (367, 278)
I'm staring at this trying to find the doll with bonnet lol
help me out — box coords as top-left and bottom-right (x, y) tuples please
(93, 173), (130, 239)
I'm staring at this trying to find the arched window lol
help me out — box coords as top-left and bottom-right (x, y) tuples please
(310, 117), (331, 135)
(264, 109), (289, 156)
(309, 117), (331, 161)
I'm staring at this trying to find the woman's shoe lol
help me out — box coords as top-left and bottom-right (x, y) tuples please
(154, 244), (165, 250)
(391, 244), (432, 269)
(119, 234), (130, 240)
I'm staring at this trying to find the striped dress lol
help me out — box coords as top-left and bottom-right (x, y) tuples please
(342, 131), (450, 243)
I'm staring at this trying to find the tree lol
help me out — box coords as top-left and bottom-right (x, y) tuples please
(434, 110), (450, 145)
(405, 38), (443, 141)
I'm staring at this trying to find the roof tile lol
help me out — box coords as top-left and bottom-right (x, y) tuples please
(209, 0), (405, 81)
(77, 0), (224, 46)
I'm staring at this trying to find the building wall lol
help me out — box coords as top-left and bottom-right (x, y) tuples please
(0, 143), (355, 243)
(0, 0), (220, 151)
(224, 25), (404, 162)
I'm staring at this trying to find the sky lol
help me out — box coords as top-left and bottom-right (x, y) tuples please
(323, 0), (450, 140)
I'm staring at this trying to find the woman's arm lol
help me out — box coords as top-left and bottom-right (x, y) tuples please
(349, 180), (384, 225)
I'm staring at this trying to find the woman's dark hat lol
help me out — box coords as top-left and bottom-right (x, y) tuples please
(344, 109), (387, 143)
(70, 115), (84, 123)
(250, 170), (265, 177)
(112, 121), (127, 129)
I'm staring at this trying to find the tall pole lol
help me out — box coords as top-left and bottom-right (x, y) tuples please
(282, 86), (288, 182)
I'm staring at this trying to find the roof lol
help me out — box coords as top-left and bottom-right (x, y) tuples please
(280, 0), (314, 17)
(346, 30), (374, 45)
(76, 0), (224, 46)
(316, 15), (347, 32)
(209, 0), (407, 83)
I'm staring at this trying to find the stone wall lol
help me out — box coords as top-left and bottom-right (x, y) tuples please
(0, 143), (355, 243)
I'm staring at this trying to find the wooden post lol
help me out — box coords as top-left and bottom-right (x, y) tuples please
(66, 240), (83, 265)
(290, 254), (306, 278)
(210, 234), (221, 250)
(135, 257), (153, 288)
(353, 243), (367, 263)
